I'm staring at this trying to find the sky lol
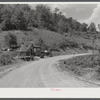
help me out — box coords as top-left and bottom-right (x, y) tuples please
(30, 4), (100, 26)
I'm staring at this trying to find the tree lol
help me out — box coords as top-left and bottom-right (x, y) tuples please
(4, 33), (17, 48)
(88, 22), (96, 32)
(80, 23), (88, 32)
(35, 4), (52, 29)
(0, 5), (14, 30)
(98, 24), (100, 32)
(10, 4), (31, 30)
(36, 38), (47, 50)
(57, 17), (67, 34)
(0, 4), (31, 30)
(54, 8), (59, 14)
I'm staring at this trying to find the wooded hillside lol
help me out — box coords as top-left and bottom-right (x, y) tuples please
(0, 4), (99, 51)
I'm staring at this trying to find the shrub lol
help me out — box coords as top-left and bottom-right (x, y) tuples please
(0, 52), (15, 66)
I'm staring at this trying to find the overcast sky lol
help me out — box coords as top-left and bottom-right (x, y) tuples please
(30, 4), (100, 26)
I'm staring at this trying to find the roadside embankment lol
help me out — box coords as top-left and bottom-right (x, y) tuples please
(56, 54), (100, 86)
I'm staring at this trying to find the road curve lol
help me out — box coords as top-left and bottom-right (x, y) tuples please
(0, 53), (99, 88)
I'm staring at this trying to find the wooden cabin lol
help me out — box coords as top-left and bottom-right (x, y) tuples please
(17, 43), (41, 60)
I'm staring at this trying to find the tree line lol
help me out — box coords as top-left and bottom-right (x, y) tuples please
(0, 4), (98, 34)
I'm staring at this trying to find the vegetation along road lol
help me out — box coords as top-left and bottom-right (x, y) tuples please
(0, 53), (99, 87)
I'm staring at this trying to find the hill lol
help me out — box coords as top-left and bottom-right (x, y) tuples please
(0, 28), (66, 50)
(0, 28), (100, 53)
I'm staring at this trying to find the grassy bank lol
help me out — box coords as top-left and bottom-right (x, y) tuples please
(59, 54), (100, 82)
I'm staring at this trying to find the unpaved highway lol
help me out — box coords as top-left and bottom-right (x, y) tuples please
(0, 53), (99, 87)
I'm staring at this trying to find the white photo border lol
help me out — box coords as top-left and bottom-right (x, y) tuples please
(0, 1), (99, 98)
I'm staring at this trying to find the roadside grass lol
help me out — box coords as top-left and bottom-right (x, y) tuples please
(59, 54), (100, 81)
(0, 59), (30, 78)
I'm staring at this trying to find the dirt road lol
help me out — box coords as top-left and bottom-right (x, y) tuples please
(0, 53), (99, 87)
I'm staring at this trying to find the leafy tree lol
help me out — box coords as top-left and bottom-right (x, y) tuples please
(4, 33), (17, 48)
(80, 23), (88, 32)
(54, 8), (59, 14)
(0, 5), (14, 30)
(57, 17), (67, 34)
(98, 24), (100, 32)
(35, 4), (52, 29)
(36, 38), (48, 50)
(88, 22), (96, 32)
(10, 4), (31, 30)
(0, 4), (31, 30)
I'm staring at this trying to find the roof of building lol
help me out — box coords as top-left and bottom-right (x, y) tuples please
(18, 42), (41, 52)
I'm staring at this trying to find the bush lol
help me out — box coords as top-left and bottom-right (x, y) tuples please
(9, 51), (18, 57)
(0, 52), (15, 66)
